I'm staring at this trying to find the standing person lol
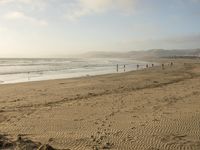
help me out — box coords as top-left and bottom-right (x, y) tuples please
(170, 62), (173, 67)
(137, 64), (139, 70)
(146, 64), (148, 68)
(124, 65), (126, 72)
(162, 64), (164, 70)
(117, 64), (119, 72)
(152, 64), (154, 67)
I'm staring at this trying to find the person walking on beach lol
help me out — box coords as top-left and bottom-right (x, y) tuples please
(137, 64), (139, 70)
(117, 64), (119, 72)
(146, 64), (148, 68)
(152, 64), (154, 67)
(124, 65), (126, 72)
(170, 62), (173, 67)
(162, 64), (164, 70)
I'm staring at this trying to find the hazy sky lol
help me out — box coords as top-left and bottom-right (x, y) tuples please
(0, 0), (200, 57)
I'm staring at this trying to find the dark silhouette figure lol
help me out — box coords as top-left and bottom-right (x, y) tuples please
(162, 64), (165, 70)
(117, 64), (119, 72)
(137, 64), (139, 70)
(170, 62), (173, 67)
(124, 65), (126, 72)
(152, 64), (154, 67)
(146, 64), (149, 68)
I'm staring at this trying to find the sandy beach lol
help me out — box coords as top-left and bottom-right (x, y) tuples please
(0, 58), (200, 150)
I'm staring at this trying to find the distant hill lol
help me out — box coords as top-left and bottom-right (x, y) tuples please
(82, 49), (200, 59)
(145, 49), (200, 58)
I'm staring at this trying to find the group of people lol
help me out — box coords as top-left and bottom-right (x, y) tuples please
(116, 64), (126, 72)
(161, 62), (174, 70)
(136, 63), (155, 70)
(116, 62), (174, 72)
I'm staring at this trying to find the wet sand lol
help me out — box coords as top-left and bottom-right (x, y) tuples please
(0, 58), (200, 150)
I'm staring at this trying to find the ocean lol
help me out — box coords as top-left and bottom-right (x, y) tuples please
(0, 58), (150, 84)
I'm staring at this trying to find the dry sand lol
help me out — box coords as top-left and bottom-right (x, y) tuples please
(0, 58), (200, 150)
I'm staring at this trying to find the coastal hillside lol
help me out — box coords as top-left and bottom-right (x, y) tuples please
(83, 49), (200, 59)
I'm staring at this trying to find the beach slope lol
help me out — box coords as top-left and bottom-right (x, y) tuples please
(0, 59), (200, 150)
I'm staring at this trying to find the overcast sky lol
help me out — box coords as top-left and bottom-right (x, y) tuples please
(0, 0), (200, 57)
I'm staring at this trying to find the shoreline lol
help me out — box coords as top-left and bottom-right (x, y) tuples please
(0, 61), (158, 85)
(0, 58), (153, 85)
(0, 67), (147, 86)
(0, 58), (200, 149)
